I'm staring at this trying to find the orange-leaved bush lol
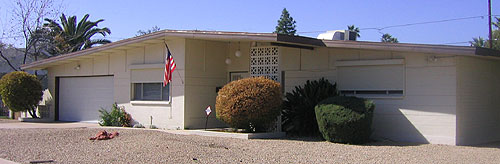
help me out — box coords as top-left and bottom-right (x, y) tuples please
(216, 77), (282, 132)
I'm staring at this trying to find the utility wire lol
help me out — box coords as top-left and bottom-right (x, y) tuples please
(298, 15), (500, 34)
(440, 41), (470, 45)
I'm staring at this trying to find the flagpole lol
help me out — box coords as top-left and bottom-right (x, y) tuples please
(177, 69), (184, 84)
(164, 41), (184, 85)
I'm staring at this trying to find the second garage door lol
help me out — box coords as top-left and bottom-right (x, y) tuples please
(59, 76), (114, 122)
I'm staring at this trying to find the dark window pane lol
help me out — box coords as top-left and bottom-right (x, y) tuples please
(340, 90), (355, 94)
(133, 83), (142, 100)
(356, 90), (387, 94)
(143, 83), (161, 100)
(388, 90), (404, 94)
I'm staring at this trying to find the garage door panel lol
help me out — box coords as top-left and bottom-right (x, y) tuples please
(59, 76), (114, 122)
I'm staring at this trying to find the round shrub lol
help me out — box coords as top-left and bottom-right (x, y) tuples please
(0, 71), (43, 118)
(216, 77), (282, 132)
(133, 124), (145, 128)
(314, 96), (375, 144)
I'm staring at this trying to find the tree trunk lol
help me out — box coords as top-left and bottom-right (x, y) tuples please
(34, 55), (38, 76)
(27, 108), (38, 118)
(0, 50), (19, 71)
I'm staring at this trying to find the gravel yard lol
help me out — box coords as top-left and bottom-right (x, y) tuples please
(1, 128), (500, 163)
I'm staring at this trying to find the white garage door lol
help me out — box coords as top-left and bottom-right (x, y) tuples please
(59, 76), (114, 122)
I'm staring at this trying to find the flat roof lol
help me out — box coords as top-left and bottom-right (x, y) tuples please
(21, 29), (500, 70)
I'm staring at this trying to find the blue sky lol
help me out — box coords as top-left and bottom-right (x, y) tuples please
(3, 0), (499, 46)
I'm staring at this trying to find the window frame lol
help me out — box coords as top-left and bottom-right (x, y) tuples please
(339, 89), (404, 99)
(337, 59), (405, 99)
(131, 82), (171, 105)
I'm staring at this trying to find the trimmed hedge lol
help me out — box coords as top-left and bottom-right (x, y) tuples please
(216, 77), (282, 132)
(0, 71), (43, 118)
(314, 96), (375, 144)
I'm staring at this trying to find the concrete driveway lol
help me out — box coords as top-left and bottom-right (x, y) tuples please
(0, 119), (100, 129)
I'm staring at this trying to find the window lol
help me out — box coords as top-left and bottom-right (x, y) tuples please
(337, 59), (405, 98)
(229, 71), (249, 82)
(132, 83), (170, 101)
(340, 90), (404, 98)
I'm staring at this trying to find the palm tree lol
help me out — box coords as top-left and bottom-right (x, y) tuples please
(381, 33), (399, 43)
(470, 37), (486, 47)
(347, 25), (360, 40)
(493, 17), (500, 29)
(43, 14), (111, 54)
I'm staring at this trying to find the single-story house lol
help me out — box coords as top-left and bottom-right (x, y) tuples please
(21, 30), (500, 146)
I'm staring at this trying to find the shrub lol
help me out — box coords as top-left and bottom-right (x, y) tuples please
(98, 103), (132, 127)
(315, 96), (375, 144)
(216, 77), (282, 132)
(282, 78), (338, 136)
(0, 71), (43, 118)
(133, 124), (145, 128)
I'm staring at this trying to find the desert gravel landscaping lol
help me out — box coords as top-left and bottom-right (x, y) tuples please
(1, 127), (500, 163)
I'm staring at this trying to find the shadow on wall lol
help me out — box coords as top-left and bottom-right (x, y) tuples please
(468, 141), (500, 149)
(371, 107), (429, 145)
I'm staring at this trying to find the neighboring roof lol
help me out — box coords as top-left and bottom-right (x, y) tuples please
(21, 29), (500, 70)
(321, 40), (500, 57)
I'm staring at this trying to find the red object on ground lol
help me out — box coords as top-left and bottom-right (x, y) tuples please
(89, 130), (119, 140)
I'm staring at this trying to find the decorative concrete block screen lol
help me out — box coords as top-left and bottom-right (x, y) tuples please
(250, 46), (280, 82)
(250, 46), (282, 132)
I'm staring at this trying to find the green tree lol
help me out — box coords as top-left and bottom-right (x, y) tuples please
(381, 33), (399, 43)
(347, 25), (360, 40)
(136, 26), (161, 36)
(0, 0), (61, 71)
(43, 14), (111, 54)
(273, 8), (297, 35)
(493, 17), (500, 29)
(0, 71), (43, 118)
(471, 17), (500, 50)
(470, 37), (486, 47)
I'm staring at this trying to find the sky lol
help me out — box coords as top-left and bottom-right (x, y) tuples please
(1, 0), (499, 46)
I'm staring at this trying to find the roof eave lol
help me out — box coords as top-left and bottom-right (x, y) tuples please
(21, 30), (279, 70)
(321, 40), (477, 56)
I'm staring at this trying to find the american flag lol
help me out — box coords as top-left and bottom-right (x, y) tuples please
(164, 44), (176, 87)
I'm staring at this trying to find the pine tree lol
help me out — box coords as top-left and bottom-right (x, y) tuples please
(274, 8), (297, 35)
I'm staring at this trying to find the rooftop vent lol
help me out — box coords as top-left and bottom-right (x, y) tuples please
(317, 30), (357, 41)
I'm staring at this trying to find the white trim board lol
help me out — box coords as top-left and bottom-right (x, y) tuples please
(129, 63), (164, 70)
(336, 59), (405, 67)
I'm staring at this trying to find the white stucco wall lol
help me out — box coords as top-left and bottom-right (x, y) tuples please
(456, 56), (500, 145)
(184, 39), (229, 129)
(46, 39), (186, 129)
(42, 36), (500, 145)
(279, 47), (458, 145)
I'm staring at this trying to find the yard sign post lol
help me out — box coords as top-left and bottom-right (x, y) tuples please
(205, 106), (212, 130)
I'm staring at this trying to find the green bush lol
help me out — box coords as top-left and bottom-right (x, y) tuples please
(0, 71), (43, 118)
(315, 96), (375, 144)
(133, 124), (145, 128)
(282, 78), (338, 136)
(216, 77), (282, 132)
(98, 103), (132, 127)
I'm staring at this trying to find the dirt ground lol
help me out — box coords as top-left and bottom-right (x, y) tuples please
(1, 127), (499, 164)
